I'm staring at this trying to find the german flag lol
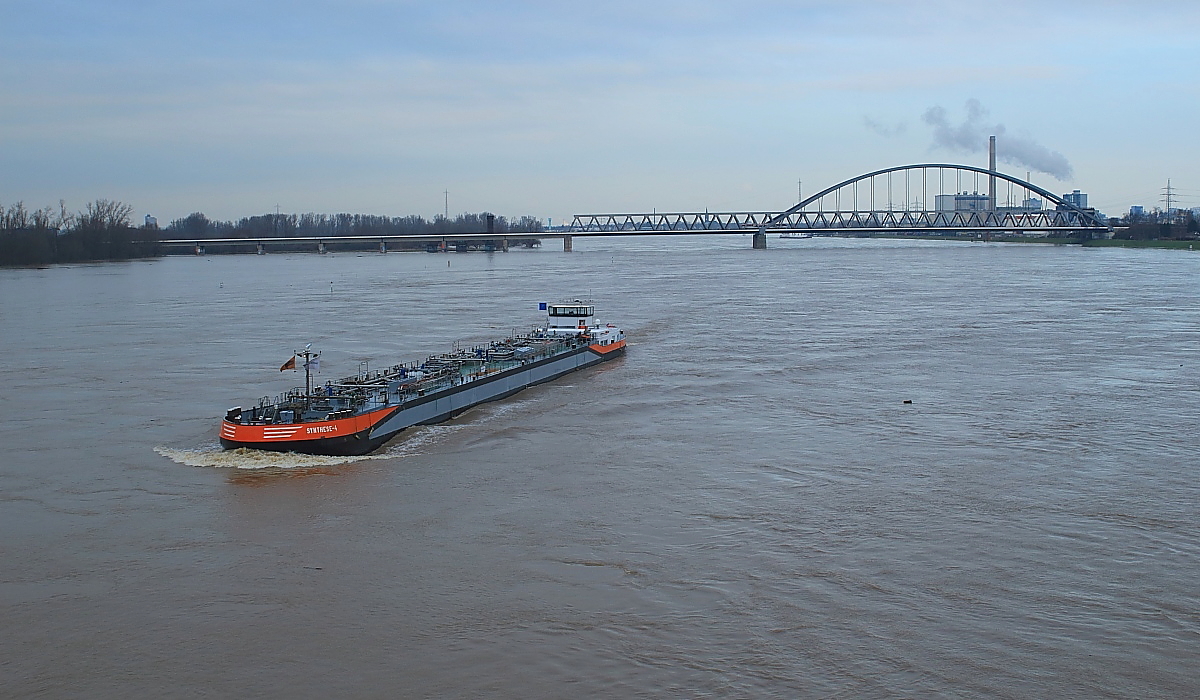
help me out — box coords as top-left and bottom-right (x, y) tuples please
(279, 356), (296, 372)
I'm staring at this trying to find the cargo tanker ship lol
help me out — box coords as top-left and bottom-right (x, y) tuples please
(219, 302), (625, 455)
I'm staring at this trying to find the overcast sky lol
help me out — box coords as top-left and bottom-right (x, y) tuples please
(2, 0), (1197, 224)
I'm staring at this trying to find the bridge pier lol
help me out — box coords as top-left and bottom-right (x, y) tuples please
(318, 241), (327, 254)
(563, 235), (573, 252)
(752, 231), (767, 250)
(256, 242), (265, 255)
(501, 237), (509, 252)
(194, 244), (205, 255)
(379, 240), (387, 253)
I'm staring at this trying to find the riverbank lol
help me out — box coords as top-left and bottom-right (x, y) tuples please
(866, 234), (1199, 249)
(1082, 238), (1199, 249)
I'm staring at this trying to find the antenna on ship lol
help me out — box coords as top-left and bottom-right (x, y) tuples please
(297, 343), (320, 401)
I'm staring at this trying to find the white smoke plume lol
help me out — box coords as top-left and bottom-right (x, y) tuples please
(921, 99), (1073, 181)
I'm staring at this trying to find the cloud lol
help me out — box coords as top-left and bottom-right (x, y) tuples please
(863, 116), (906, 138)
(921, 99), (1073, 180)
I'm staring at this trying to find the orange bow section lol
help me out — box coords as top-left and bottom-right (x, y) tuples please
(220, 405), (394, 443)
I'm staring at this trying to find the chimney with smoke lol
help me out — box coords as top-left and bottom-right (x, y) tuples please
(988, 135), (997, 210)
(922, 101), (1073, 181)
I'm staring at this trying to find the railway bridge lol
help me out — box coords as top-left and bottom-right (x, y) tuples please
(568, 163), (1110, 249)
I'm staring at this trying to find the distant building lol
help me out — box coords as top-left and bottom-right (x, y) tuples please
(997, 197), (1044, 215)
(1130, 205), (1144, 219)
(1056, 190), (1101, 221)
(144, 214), (158, 229)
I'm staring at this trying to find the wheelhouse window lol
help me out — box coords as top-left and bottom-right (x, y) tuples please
(549, 306), (593, 317)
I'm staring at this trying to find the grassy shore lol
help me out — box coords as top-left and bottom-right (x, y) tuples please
(1081, 239), (1199, 249)
(867, 234), (1082, 245)
(865, 234), (1198, 249)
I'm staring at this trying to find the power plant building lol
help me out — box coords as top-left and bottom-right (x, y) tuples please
(997, 197), (1045, 215)
(935, 192), (1044, 215)
(935, 193), (991, 212)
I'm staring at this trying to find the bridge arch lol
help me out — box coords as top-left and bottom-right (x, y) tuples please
(763, 164), (1104, 229)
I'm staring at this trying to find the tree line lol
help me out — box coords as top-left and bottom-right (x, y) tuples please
(1111, 210), (1199, 241)
(0, 201), (544, 266)
(0, 199), (150, 266)
(162, 211), (544, 254)
(167, 211), (544, 239)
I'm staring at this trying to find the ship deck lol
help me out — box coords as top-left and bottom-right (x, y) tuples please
(228, 332), (593, 427)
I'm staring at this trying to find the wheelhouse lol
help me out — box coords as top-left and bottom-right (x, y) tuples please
(546, 302), (594, 331)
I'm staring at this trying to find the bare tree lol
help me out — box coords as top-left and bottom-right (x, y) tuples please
(59, 200), (73, 230)
(31, 206), (54, 231)
(78, 199), (134, 230)
(2, 201), (29, 230)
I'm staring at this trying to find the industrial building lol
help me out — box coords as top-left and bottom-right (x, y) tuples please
(934, 193), (991, 212)
(1062, 190), (1088, 209)
(934, 192), (1043, 214)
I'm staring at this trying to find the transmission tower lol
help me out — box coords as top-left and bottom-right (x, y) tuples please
(1162, 179), (1176, 220)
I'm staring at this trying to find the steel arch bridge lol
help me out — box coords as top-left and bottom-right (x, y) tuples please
(569, 164), (1109, 244)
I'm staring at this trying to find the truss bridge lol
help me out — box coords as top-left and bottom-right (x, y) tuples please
(570, 164), (1110, 248)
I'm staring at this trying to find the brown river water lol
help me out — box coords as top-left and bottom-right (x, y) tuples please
(2, 237), (1199, 698)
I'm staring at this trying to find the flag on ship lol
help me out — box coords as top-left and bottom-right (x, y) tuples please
(279, 356), (296, 371)
(304, 358), (320, 373)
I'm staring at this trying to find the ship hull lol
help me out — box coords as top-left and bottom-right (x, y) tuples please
(219, 429), (393, 456)
(220, 341), (624, 456)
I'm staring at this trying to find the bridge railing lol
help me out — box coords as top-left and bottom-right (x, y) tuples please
(570, 208), (1107, 233)
(570, 212), (778, 232)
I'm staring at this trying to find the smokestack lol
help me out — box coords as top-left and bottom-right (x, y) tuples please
(988, 135), (997, 211)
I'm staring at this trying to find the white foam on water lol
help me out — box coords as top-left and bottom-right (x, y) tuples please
(154, 444), (390, 470)
(475, 396), (540, 420)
